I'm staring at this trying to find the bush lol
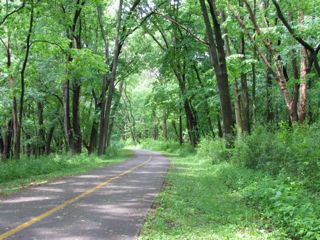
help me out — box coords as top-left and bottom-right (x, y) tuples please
(231, 126), (287, 173)
(140, 139), (195, 156)
(230, 124), (320, 192)
(141, 133), (320, 239)
(197, 137), (231, 164)
(217, 164), (320, 240)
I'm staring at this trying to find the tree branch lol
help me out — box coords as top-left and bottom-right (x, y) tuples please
(271, 0), (314, 52)
(154, 11), (209, 46)
(0, 0), (26, 26)
(31, 40), (68, 54)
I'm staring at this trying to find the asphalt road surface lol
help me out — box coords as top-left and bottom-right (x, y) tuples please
(0, 149), (169, 240)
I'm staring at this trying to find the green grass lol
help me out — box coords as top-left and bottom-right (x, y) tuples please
(140, 152), (286, 240)
(0, 149), (132, 195)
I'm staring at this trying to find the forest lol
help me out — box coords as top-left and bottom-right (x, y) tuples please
(0, 0), (320, 239)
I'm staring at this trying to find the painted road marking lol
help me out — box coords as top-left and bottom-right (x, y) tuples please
(0, 157), (152, 240)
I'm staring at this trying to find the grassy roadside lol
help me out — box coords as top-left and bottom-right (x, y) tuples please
(0, 149), (132, 195)
(139, 150), (286, 239)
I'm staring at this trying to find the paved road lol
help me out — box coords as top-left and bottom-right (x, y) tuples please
(0, 149), (169, 240)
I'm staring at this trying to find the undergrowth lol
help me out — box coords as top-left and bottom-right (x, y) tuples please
(140, 124), (320, 239)
(0, 146), (131, 195)
(140, 143), (285, 239)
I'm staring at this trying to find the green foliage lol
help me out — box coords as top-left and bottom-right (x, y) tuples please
(140, 145), (285, 239)
(231, 126), (288, 171)
(218, 165), (320, 240)
(197, 137), (231, 164)
(69, 49), (105, 80)
(140, 139), (194, 157)
(194, 125), (320, 239)
(231, 125), (320, 191)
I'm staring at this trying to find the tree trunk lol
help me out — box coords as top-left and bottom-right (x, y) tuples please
(88, 124), (97, 154)
(193, 65), (215, 137)
(72, 82), (82, 153)
(15, 0), (34, 159)
(251, 0), (257, 126)
(98, 0), (123, 155)
(13, 96), (20, 159)
(200, 0), (234, 139)
(2, 120), (13, 160)
(175, 71), (198, 147)
(179, 112), (183, 145)
(46, 126), (55, 155)
(266, 65), (274, 122)
(233, 80), (242, 135)
(107, 81), (124, 147)
(240, 37), (250, 133)
(163, 115), (168, 141)
(290, 49), (300, 122)
(62, 0), (85, 154)
(63, 80), (73, 151)
(172, 120), (179, 141)
(299, 46), (308, 123)
(37, 102), (46, 155)
(217, 114), (223, 138)
(0, 132), (3, 159)
(298, 12), (308, 123)
(233, 0), (295, 121)
(153, 122), (158, 140)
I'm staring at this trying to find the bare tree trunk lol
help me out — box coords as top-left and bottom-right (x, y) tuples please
(88, 91), (99, 154)
(183, 93), (197, 147)
(2, 120), (13, 160)
(251, 0), (257, 126)
(0, 132), (3, 159)
(72, 82), (82, 153)
(193, 65), (215, 137)
(163, 115), (168, 141)
(233, 80), (242, 135)
(240, 38), (250, 133)
(287, 12), (299, 122)
(172, 120), (179, 141)
(12, 96), (19, 158)
(62, 0), (85, 154)
(298, 12), (308, 123)
(200, 0), (234, 139)
(37, 102), (45, 155)
(179, 112), (183, 145)
(266, 67), (274, 122)
(88, 124), (98, 154)
(15, 0), (34, 159)
(107, 81), (124, 147)
(299, 46), (308, 123)
(217, 114), (223, 138)
(4, 29), (16, 160)
(63, 80), (73, 151)
(46, 126), (55, 155)
(290, 49), (300, 122)
(98, 0), (123, 155)
(153, 124), (158, 140)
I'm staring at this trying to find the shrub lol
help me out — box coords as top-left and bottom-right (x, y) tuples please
(229, 124), (320, 192)
(231, 127), (287, 173)
(217, 164), (320, 240)
(197, 137), (231, 164)
(140, 139), (195, 156)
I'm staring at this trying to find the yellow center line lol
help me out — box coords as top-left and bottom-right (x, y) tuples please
(0, 157), (152, 240)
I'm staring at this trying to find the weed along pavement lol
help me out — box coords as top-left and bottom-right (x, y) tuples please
(0, 150), (169, 240)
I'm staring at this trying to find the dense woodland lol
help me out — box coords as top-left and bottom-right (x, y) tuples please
(0, 0), (319, 157)
(1, 0), (320, 238)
